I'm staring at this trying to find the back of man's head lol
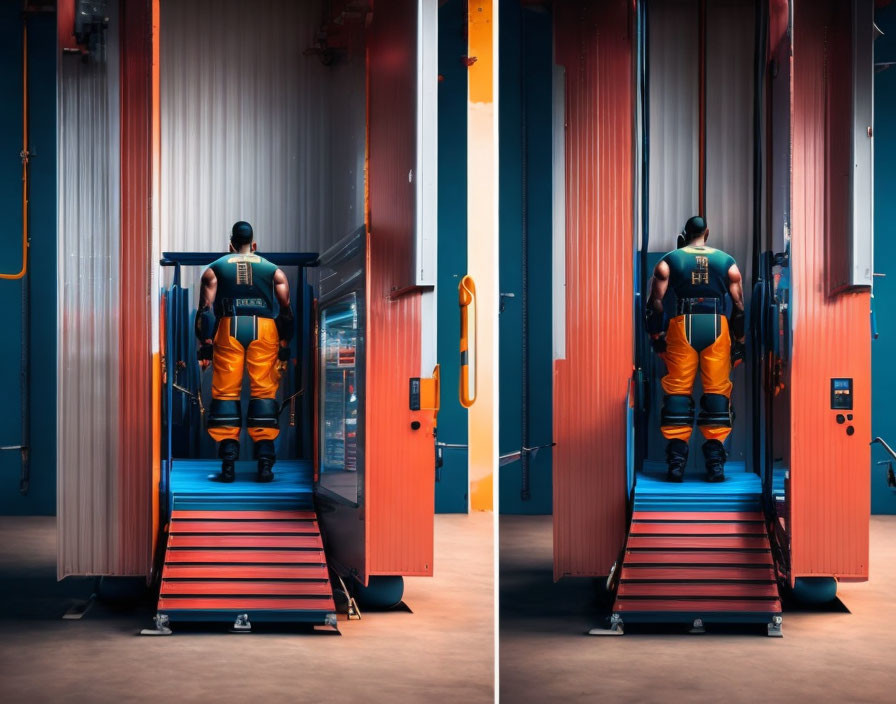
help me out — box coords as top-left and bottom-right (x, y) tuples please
(677, 215), (708, 248)
(231, 221), (254, 248)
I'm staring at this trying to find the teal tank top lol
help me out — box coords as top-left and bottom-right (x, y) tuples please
(210, 253), (279, 319)
(660, 245), (735, 312)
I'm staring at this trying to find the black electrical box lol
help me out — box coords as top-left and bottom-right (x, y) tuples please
(831, 378), (853, 410)
(409, 377), (421, 411)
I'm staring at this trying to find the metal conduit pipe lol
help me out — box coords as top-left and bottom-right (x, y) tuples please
(1, 16), (32, 494)
(698, 0), (707, 214)
(519, 7), (530, 501)
(751, 0), (768, 484)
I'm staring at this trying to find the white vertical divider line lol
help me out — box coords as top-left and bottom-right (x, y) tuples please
(106, 1), (121, 571)
(551, 63), (566, 362)
(491, 5), (500, 702)
(418, 0), (439, 375)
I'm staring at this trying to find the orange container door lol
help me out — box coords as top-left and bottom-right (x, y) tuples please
(552, 0), (634, 580)
(789, 0), (870, 582)
(365, 0), (435, 578)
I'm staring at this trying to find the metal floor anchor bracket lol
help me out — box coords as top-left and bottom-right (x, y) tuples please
(139, 614), (172, 636)
(335, 574), (361, 620)
(588, 612), (624, 636)
(63, 593), (96, 620)
(767, 615), (783, 637)
(231, 613), (252, 632)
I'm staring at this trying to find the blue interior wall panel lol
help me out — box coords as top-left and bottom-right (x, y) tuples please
(499, 2), (553, 515)
(435, 0), (469, 513)
(0, 6), (56, 515)
(872, 3), (896, 515)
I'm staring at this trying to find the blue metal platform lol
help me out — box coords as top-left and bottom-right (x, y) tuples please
(169, 459), (314, 512)
(634, 462), (762, 513)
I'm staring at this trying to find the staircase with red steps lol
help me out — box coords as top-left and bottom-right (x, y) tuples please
(148, 460), (338, 633)
(608, 469), (783, 635)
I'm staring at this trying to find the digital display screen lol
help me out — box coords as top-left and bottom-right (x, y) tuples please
(831, 378), (853, 410)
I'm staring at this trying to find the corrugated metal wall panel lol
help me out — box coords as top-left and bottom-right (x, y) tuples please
(790, 0), (870, 580)
(366, 0), (434, 576)
(119, 0), (153, 577)
(552, 0), (633, 580)
(159, 0), (364, 266)
(647, 0), (698, 247)
(57, 10), (123, 577)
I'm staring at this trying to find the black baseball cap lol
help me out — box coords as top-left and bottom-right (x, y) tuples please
(682, 216), (707, 238)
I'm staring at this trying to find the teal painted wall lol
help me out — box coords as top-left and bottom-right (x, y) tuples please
(871, 3), (896, 515)
(435, 0), (469, 513)
(498, 2), (553, 514)
(0, 5), (56, 516)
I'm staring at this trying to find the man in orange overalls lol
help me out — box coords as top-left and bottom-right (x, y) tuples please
(645, 216), (746, 482)
(195, 222), (293, 482)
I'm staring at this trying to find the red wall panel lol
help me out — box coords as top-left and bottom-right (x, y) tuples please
(790, 0), (870, 581)
(365, 0), (434, 577)
(552, 0), (634, 580)
(119, 0), (153, 576)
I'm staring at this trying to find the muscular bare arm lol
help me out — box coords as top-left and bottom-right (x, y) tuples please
(273, 268), (290, 309)
(727, 263), (745, 343)
(273, 268), (292, 348)
(198, 268), (217, 313)
(646, 260), (670, 335)
(196, 268), (218, 369)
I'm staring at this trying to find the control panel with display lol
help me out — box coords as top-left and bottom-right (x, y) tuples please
(831, 378), (853, 411)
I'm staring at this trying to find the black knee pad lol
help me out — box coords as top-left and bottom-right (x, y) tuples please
(209, 399), (242, 428)
(662, 395), (695, 428)
(247, 398), (279, 429)
(698, 394), (732, 428)
(218, 438), (240, 461)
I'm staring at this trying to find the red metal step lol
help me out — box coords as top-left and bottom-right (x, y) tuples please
(629, 522), (766, 536)
(614, 598), (781, 613)
(632, 511), (765, 522)
(617, 582), (780, 598)
(168, 534), (322, 549)
(623, 550), (772, 566)
(621, 566), (775, 582)
(171, 510), (317, 521)
(164, 549), (325, 564)
(170, 520), (318, 534)
(161, 581), (332, 596)
(161, 564), (330, 580)
(158, 597), (335, 612)
(626, 535), (770, 550)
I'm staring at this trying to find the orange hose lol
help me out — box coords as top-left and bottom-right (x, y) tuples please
(2, 21), (29, 280)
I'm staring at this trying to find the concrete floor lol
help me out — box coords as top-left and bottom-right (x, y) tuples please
(500, 515), (896, 704)
(0, 513), (494, 704)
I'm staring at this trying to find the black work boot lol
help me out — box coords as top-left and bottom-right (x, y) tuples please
(703, 440), (727, 482)
(217, 439), (239, 483)
(665, 439), (689, 482)
(255, 440), (275, 483)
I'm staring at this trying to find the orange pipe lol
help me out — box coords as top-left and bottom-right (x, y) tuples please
(2, 21), (29, 281)
(458, 275), (476, 408)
